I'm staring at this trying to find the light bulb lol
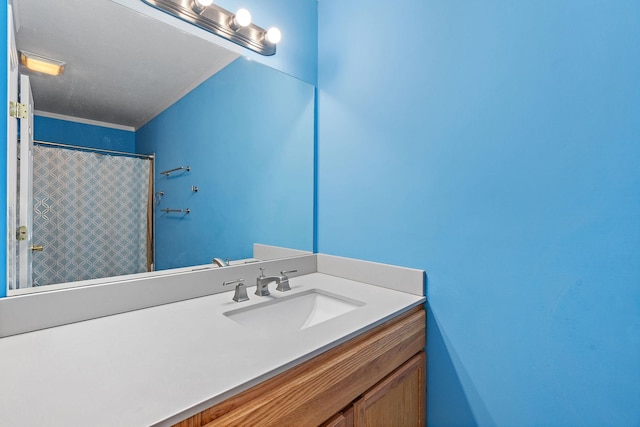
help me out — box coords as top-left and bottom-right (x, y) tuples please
(264, 27), (281, 44)
(234, 8), (252, 27)
(194, 0), (213, 7)
(192, 0), (213, 13)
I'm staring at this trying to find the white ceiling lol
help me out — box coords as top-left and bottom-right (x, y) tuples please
(14, 0), (241, 129)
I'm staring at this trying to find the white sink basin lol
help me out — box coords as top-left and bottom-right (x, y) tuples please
(224, 289), (365, 336)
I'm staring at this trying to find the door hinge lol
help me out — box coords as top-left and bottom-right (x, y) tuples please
(9, 101), (28, 119)
(17, 225), (27, 241)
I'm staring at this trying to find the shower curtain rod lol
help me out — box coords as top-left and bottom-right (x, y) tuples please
(31, 139), (154, 159)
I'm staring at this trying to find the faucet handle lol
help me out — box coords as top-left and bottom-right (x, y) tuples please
(223, 278), (249, 302)
(280, 270), (298, 277)
(258, 267), (266, 278)
(276, 270), (297, 292)
(212, 257), (228, 267)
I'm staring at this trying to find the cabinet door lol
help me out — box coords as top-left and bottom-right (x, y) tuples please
(353, 352), (426, 427)
(321, 407), (354, 427)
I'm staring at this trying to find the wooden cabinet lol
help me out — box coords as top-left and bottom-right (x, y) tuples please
(174, 307), (426, 427)
(320, 353), (425, 427)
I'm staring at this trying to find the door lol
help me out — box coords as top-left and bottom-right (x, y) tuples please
(7, 4), (35, 290)
(353, 352), (426, 427)
(6, 4), (18, 290)
(18, 74), (34, 288)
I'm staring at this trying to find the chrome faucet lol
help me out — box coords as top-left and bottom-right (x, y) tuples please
(255, 268), (298, 296)
(255, 268), (280, 296)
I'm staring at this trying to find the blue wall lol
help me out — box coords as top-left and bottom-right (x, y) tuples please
(3, 1), (640, 425)
(33, 116), (135, 153)
(137, 57), (314, 270)
(318, 1), (640, 426)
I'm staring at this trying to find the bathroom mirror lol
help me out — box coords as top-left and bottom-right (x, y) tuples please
(7, 0), (314, 292)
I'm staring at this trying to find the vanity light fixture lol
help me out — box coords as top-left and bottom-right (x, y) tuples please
(141, 0), (281, 56)
(19, 51), (65, 76)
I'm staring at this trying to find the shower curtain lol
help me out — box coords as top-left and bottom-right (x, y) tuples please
(32, 145), (151, 286)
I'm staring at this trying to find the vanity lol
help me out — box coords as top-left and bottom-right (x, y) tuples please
(0, 254), (426, 426)
(176, 306), (425, 427)
(4, 2), (425, 424)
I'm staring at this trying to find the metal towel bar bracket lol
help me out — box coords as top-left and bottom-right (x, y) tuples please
(160, 208), (190, 214)
(160, 166), (190, 176)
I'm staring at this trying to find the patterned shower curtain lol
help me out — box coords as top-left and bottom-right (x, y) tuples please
(32, 145), (151, 287)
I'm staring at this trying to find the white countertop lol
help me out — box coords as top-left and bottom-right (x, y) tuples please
(0, 272), (424, 426)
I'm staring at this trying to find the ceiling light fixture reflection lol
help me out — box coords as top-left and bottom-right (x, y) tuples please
(19, 51), (65, 76)
(141, 0), (280, 56)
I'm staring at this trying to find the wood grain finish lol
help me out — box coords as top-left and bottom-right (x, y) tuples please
(173, 414), (202, 427)
(354, 352), (426, 427)
(321, 407), (354, 427)
(174, 307), (425, 427)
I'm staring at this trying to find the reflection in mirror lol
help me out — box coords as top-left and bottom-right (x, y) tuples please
(7, 0), (314, 293)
